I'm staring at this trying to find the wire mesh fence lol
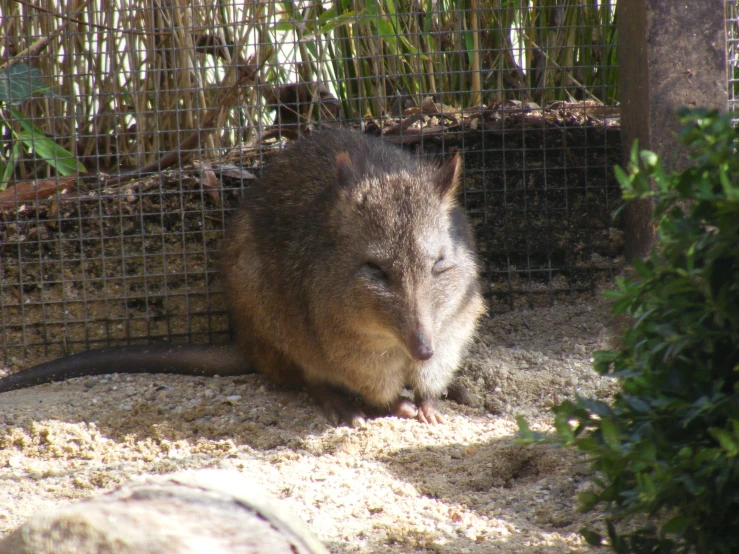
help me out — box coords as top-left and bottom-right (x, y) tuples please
(0, 1), (621, 367)
(727, 1), (739, 117)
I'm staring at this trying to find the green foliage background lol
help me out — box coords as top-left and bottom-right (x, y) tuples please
(520, 109), (739, 553)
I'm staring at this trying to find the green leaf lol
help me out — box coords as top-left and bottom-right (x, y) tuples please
(10, 107), (86, 174)
(554, 412), (575, 443)
(600, 418), (621, 450)
(593, 349), (620, 364)
(381, 0), (426, 59)
(464, 31), (475, 65)
(0, 140), (21, 191)
(273, 21), (298, 32)
(709, 428), (739, 456)
(578, 491), (600, 511)
(397, 35), (426, 60)
(371, 17), (399, 55)
(580, 397), (612, 418)
(317, 6), (336, 20)
(639, 149), (659, 169)
(631, 258), (651, 279)
(423, 0), (433, 34)
(661, 515), (690, 536)
(613, 164), (632, 191)
(677, 446), (693, 459)
(365, 0), (427, 60)
(0, 63), (57, 105)
(304, 10), (360, 39)
(621, 394), (650, 414)
(580, 528), (603, 546)
(719, 163), (739, 201)
(15, 129), (84, 176)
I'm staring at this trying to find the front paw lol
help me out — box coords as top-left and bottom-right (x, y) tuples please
(390, 396), (444, 424)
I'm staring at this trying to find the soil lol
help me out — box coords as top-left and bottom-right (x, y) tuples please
(0, 289), (620, 553)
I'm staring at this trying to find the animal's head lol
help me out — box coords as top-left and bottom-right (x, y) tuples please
(324, 150), (481, 361)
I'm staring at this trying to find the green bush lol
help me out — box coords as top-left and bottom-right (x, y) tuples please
(519, 109), (739, 553)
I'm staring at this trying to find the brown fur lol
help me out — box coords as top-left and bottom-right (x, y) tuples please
(221, 130), (485, 424)
(0, 131), (484, 426)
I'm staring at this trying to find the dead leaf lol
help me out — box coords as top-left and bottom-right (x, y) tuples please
(195, 160), (221, 206)
(216, 164), (257, 181)
(0, 176), (78, 207)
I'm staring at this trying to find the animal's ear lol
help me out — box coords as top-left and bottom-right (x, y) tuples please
(335, 152), (356, 187)
(434, 153), (462, 201)
(333, 151), (369, 212)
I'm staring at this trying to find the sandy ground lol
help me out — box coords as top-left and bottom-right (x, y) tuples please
(0, 291), (619, 553)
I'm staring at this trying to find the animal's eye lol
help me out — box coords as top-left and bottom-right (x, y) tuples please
(362, 262), (389, 283)
(432, 256), (454, 274)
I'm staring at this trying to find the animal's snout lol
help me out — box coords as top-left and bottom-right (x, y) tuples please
(408, 329), (434, 361)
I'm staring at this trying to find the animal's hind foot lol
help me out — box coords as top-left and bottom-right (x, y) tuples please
(309, 384), (367, 428)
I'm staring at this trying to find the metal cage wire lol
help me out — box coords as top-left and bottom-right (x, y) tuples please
(727, 0), (739, 118)
(0, 1), (622, 367)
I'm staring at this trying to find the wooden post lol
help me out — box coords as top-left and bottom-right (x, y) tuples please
(618, 0), (728, 261)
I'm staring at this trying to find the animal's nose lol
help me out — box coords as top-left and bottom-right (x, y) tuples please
(409, 330), (434, 361)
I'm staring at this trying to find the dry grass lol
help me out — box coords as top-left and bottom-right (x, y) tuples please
(0, 0), (617, 179)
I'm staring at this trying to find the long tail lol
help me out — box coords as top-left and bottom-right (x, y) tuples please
(0, 344), (248, 394)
